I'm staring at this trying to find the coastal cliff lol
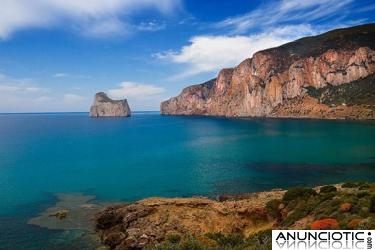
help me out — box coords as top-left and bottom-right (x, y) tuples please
(90, 92), (131, 117)
(161, 24), (375, 119)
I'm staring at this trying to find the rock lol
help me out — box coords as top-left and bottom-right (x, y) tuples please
(161, 24), (375, 119)
(104, 232), (126, 248)
(96, 209), (124, 230)
(48, 210), (69, 219)
(95, 191), (285, 249)
(90, 92), (131, 117)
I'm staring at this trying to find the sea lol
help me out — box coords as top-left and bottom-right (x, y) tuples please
(0, 112), (375, 249)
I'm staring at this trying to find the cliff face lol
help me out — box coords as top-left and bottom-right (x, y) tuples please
(161, 24), (375, 119)
(90, 92), (131, 117)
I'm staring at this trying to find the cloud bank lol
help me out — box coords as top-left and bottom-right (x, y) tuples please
(0, 0), (181, 39)
(157, 25), (316, 78)
(108, 81), (166, 110)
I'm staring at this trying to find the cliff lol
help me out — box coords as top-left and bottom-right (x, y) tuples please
(90, 92), (131, 117)
(161, 23), (375, 119)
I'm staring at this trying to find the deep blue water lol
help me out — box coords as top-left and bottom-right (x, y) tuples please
(1, 112), (375, 248)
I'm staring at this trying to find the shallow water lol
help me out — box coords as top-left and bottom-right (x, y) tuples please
(0, 112), (375, 248)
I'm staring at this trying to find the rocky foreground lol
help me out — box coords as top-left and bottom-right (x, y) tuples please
(95, 182), (375, 249)
(161, 23), (375, 119)
(90, 92), (131, 117)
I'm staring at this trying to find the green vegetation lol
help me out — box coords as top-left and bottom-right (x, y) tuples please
(319, 185), (337, 193)
(369, 195), (375, 213)
(306, 74), (375, 108)
(153, 231), (272, 250)
(282, 187), (317, 204)
(152, 182), (375, 250)
(279, 182), (375, 229)
(266, 199), (282, 219)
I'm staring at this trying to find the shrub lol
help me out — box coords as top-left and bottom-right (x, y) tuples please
(246, 230), (272, 250)
(359, 183), (370, 190)
(319, 185), (337, 193)
(311, 218), (339, 230)
(155, 237), (205, 250)
(266, 199), (282, 219)
(342, 182), (358, 188)
(347, 218), (363, 229)
(357, 191), (370, 198)
(357, 217), (375, 230)
(196, 236), (217, 248)
(205, 232), (244, 248)
(282, 187), (317, 204)
(179, 238), (206, 250)
(318, 192), (336, 202)
(369, 195), (375, 213)
(166, 234), (181, 244)
(281, 209), (309, 227)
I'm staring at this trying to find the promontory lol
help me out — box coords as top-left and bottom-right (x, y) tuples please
(161, 23), (375, 119)
(90, 92), (131, 117)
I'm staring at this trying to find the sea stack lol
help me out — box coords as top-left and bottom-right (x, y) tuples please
(90, 92), (131, 117)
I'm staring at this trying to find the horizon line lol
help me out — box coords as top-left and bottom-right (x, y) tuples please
(0, 110), (160, 115)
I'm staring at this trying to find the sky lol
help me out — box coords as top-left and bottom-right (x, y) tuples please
(0, 0), (374, 112)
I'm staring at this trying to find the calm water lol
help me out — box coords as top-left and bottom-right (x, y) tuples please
(1, 112), (375, 248)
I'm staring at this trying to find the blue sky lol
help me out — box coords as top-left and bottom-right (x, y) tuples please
(0, 0), (374, 112)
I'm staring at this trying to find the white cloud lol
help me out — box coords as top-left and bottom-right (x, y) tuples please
(53, 73), (68, 78)
(0, 0), (181, 39)
(216, 0), (357, 34)
(156, 24), (317, 78)
(108, 81), (166, 110)
(109, 81), (165, 99)
(63, 93), (85, 104)
(0, 74), (45, 93)
(136, 21), (166, 32)
(155, 0), (369, 79)
(0, 73), (91, 112)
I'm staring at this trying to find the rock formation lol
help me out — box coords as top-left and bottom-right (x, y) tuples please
(95, 191), (285, 249)
(161, 23), (375, 119)
(90, 92), (131, 117)
(96, 182), (375, 249)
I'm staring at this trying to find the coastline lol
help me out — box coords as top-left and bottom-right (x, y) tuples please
(94, 182), (375, 249)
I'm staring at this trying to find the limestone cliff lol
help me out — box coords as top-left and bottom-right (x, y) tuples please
(161, 23), (375, 119)
(90, 92), (131, 117)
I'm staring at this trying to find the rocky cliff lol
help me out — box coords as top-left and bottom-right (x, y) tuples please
(90, 92), (131, 117)
(161, 24), (375, 119)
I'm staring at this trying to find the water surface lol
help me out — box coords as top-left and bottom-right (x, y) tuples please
(0, 112), (375, 248)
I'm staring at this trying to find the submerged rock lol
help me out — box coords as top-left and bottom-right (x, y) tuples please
(48, 209), (69, 220)
(90, 92), (131, 117)
(28, 193), (109, 231)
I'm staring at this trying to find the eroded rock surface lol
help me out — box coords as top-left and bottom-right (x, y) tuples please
(95, 191), (285, 249)
(90, 92), (131, 117)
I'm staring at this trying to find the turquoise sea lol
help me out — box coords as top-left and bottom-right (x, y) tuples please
(1, 112), (375, 248)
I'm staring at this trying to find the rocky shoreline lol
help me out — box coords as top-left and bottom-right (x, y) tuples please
(94, 182), (375, 249)
(28, 183), (375, 249)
